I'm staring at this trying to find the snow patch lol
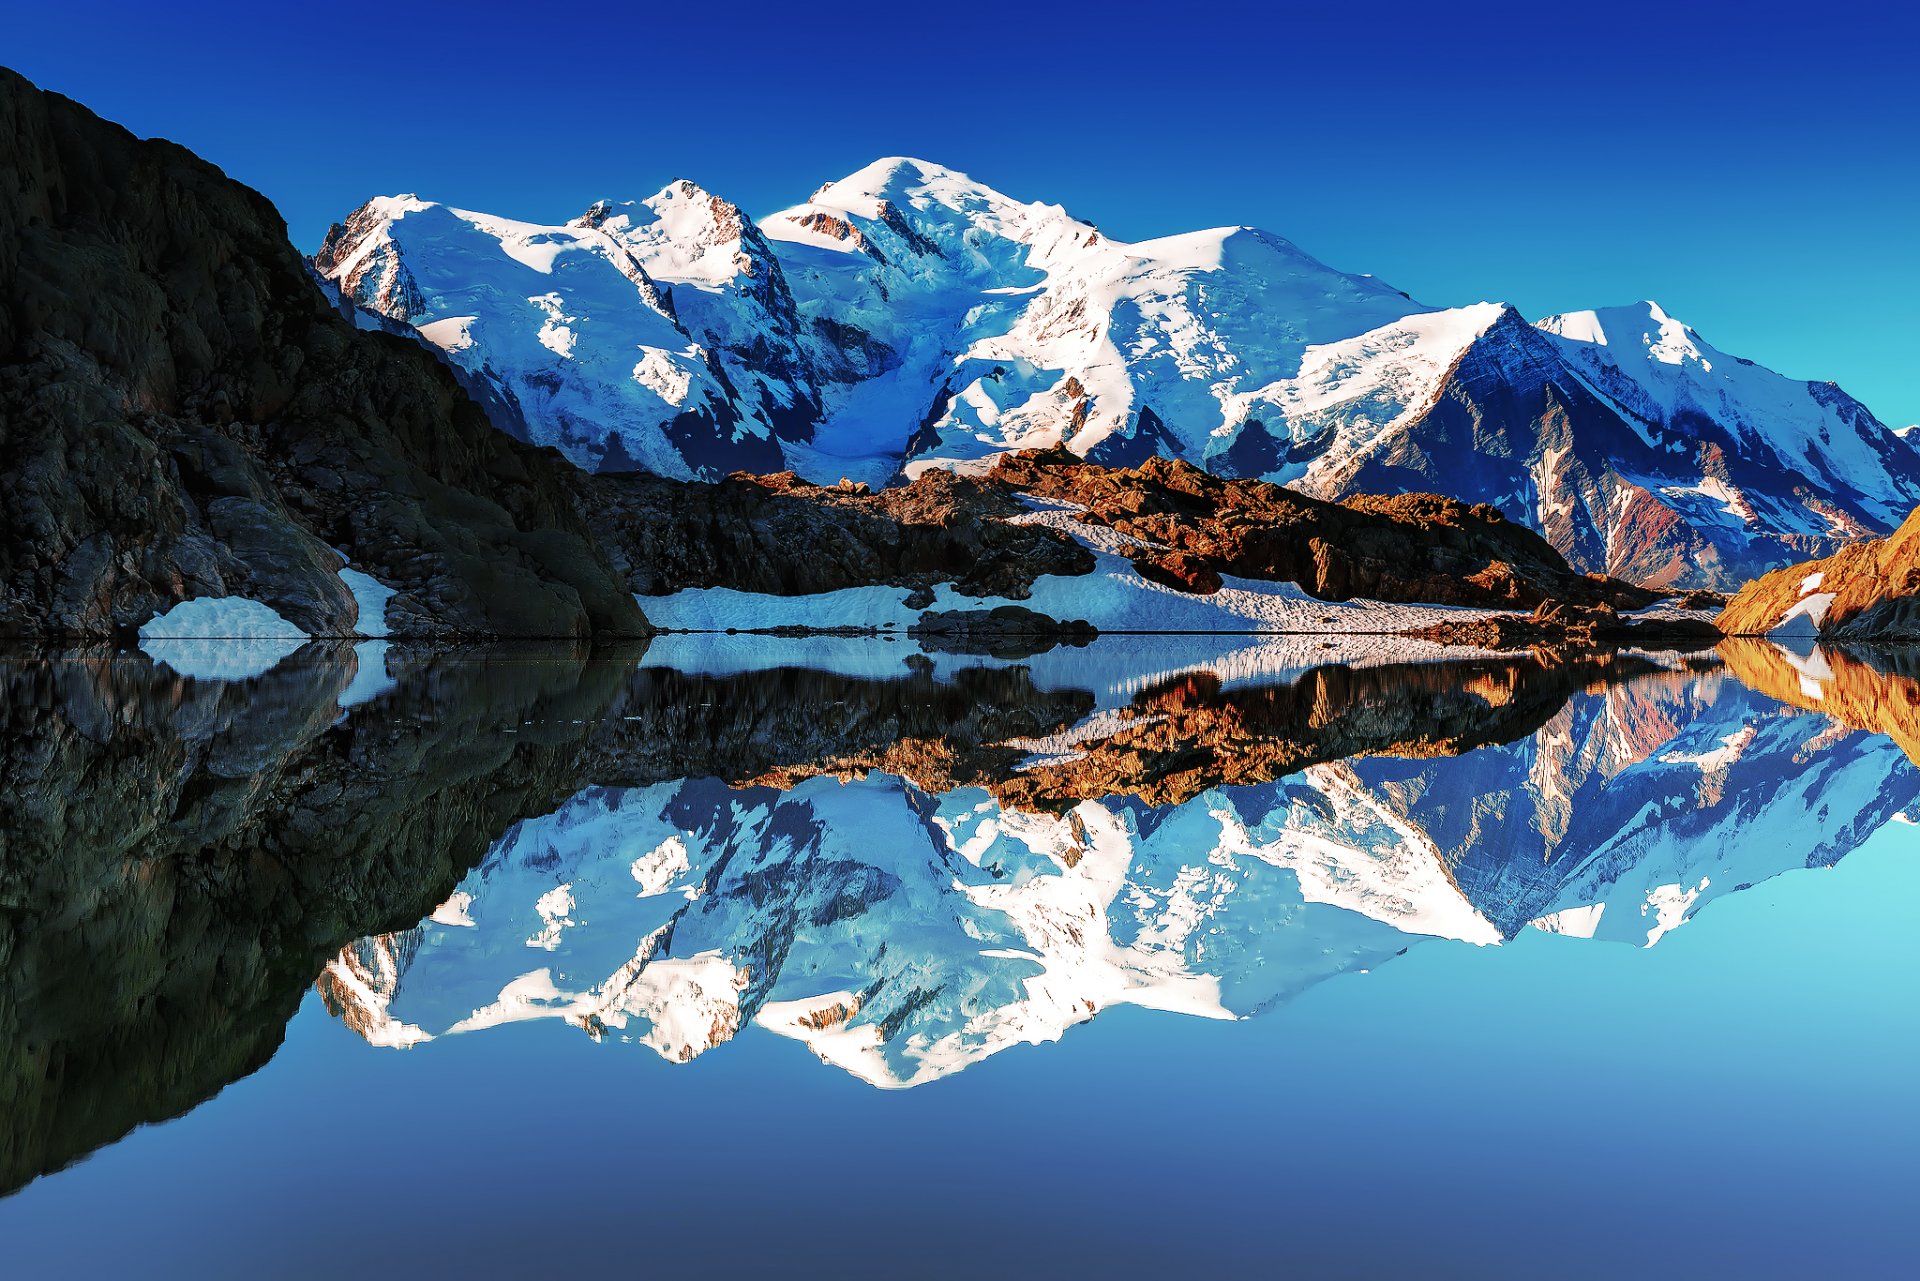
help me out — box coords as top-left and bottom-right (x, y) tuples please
(138, 596), (308, 681)
(1771, 591), (1837, 639)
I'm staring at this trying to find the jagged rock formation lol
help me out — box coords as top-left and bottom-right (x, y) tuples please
(0, 68), (645, 639)
(1718, 505), (1920, 640)
(996, 449), (1658, 610)
(575, 465), (1094, 600)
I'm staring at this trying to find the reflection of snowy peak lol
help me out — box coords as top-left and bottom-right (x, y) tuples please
(331, 771), (1505, 1087)
(317, 159), (1920, 587)
(324, 665), (1916, 1086)
(1347, 670), (1919, 941)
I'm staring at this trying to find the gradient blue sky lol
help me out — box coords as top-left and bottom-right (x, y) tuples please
(9, 0), (1916, 423)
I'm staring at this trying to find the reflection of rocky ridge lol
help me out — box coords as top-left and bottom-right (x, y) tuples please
(0, 648), (1094, 1191)
(0, 648), (639, 1193)
(1718, 639), (1920, 762)
(11, 641), (1916, 1167)
(982, 652), (1675, 812)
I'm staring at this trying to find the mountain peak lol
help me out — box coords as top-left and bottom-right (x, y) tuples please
(806, 156), (1031, 227)
(827, 155), (974, 196)
(1537, 300), (1704, 362)
(654, 177), (725, 205)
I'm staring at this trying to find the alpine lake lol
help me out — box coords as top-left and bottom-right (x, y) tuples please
(1, 633), (1915, 1279)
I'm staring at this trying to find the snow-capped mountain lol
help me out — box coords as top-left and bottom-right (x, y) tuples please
(319, 657), (1916, 1087)
(315, 159), (1920, 588)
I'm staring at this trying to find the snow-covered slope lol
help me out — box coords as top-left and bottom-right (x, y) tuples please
(758, 158), (1432, 482)
(313, 190), (791, 476)
(1537, 301), (1915, 526)
(315, 160), (1920, 586)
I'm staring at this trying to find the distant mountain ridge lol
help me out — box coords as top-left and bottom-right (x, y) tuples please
(316, 158), (1920, 589)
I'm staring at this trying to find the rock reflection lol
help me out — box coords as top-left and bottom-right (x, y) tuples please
(1719, 638), (1920, 762)
(0, 644), (632, 1193)
(2, 639), (1916, 1190)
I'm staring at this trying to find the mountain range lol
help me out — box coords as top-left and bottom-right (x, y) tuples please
(317, 158), (1920, 589)
(7, 64), (1916, 641)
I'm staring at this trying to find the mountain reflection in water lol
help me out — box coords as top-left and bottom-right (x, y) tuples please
(2, 636), (1916, 1194)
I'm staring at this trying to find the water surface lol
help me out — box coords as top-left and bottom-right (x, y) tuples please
(1, 636), (1915, 1277)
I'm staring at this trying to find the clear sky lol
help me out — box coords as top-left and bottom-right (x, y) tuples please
(8, 0), (1916, 424)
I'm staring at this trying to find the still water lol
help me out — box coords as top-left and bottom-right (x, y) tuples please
(1, 635), (1916, 1278)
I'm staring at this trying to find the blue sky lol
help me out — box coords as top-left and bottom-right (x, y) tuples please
(9, 0), (1916, 423)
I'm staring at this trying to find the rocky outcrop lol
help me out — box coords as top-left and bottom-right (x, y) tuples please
(581, 447), (1716, 645)
(1718, 505), (1920, 640)
(994, 449), (1666, 612)
(0, 68), (645, 639)
(576, 465), (1094, 599)
(909, 605), (1096, 657)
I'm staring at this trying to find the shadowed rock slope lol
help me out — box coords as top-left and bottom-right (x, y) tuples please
(584, 449), (1713, 650)
(0, 68), (644, 639)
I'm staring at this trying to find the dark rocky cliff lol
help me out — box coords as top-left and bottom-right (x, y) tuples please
(0, 68), (646, 639)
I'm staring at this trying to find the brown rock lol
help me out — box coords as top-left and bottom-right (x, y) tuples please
(1719, 504), (1920, 640)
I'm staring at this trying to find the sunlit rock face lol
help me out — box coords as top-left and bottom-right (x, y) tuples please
(315, 645), (1919, 1088)
(1719, 506), (1920, 643)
